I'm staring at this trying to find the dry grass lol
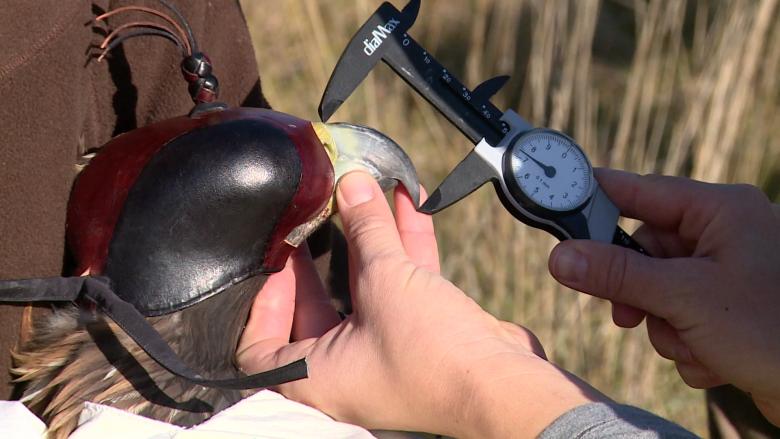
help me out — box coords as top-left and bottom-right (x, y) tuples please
(241, 0), (780, 435)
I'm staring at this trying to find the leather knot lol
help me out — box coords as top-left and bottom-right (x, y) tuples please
(181, 52), (219, 103)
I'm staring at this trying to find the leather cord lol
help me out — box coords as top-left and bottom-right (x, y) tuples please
(0, 276), (307, 389)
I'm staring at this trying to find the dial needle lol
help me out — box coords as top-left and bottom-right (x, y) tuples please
(520, 150), (556, 178)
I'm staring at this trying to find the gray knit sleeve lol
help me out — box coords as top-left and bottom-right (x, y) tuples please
(538, 402), (699, 438)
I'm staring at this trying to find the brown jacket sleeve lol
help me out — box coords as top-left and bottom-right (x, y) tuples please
(0, 0), (267, 400)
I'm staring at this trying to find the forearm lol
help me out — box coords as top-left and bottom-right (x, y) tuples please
(460, 358), (605, 438)
(459, 357), (698, 438)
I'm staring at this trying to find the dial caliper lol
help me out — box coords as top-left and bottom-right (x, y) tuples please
(319, 0), (647, 254)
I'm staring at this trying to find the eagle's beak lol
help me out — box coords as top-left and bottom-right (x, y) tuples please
(283, 122), (420, 248)
(314, 122), (420, 208)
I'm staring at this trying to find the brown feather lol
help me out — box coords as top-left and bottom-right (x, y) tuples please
(12, 275), (266, 439)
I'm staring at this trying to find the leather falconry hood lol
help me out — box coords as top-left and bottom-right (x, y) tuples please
(0, 1), (419, 390)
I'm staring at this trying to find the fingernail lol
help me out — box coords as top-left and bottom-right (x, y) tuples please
(552, 246), (588, 283)
(338, 172), (375, 207)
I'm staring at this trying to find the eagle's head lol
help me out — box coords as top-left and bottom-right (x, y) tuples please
(12, 93), (418, 439)
(6, 3), (419, 435)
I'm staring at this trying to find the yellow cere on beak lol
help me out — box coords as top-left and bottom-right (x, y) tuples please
(312, 121), (339, 165)
(311, 121), (339, 214)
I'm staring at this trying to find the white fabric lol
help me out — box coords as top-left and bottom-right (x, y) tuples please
(0, 401), (46, 438)
(1, 390), (375, 438)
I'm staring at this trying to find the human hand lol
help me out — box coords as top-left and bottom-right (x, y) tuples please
(237, 171), (605, 438)
(548, 168), (780, 424)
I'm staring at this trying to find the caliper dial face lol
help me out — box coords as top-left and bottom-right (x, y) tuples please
(508, 131), (593, 212)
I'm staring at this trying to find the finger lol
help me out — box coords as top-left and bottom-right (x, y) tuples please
(611, 302), (646, 328)
(336, 172), (406, 267)
(676, 361), (726, 389)
(291, 244), (341, 340)
(237, 255), (297, 357)
(646, 315), (694, 363)
(237, 335), (318, 381)
(632, 223), (691, 258)
(394, 184), (440, 274)
(630, 223), (665, 257)
(610, 224), (692, 324)
(548, 239), (711, 321)
(594, 168), (721, 233)
(499, 321), (547, 360)
(608, 226), (651, 327)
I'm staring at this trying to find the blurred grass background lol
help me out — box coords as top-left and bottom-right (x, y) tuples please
(241, 0), (780, 435)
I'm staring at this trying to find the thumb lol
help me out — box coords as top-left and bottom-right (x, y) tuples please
(336, 172), (407, 268)
(236, 253), (314, 375)
(548, 240), (709, 321)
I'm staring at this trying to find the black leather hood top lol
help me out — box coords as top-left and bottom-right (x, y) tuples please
(68, 107), (335, 316)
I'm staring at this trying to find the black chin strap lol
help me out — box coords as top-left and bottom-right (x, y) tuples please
(0, 276), (307, 390)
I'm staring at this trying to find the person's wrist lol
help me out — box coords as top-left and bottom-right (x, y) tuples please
(459, 355), (607, 438)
